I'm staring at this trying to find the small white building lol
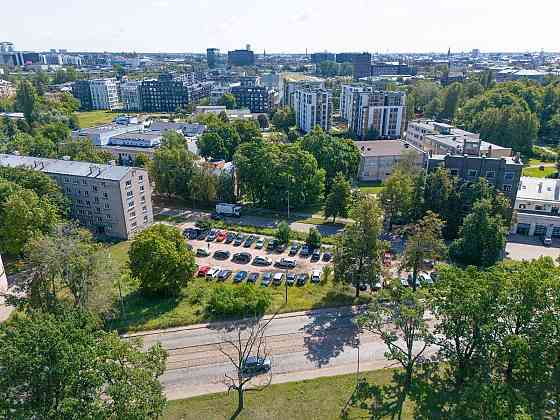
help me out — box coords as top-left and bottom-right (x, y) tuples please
(513, 177), (560, 238)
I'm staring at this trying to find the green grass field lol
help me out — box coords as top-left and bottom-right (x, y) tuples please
(164, 368), (413, 420)
(107, 241), (374, 332)
(522, 166), (557, 178)
(75, 111), (116, 128)
(355, 181), (384, 195)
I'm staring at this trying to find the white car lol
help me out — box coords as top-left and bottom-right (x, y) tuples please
(419, 272), (434, 286)
(276, 257), (296, 269)
(311, 269), (321, 284)
(206, 266), (221, 279)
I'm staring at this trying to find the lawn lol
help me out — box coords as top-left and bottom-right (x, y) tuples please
(75, 110), (116, 128)
(164, 368), (413, 420)
(106, 241), (374, 332)
(522, 166), (557, 178)
(355, 181), (384, 195)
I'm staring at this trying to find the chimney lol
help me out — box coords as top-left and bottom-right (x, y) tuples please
(487, 144), (492, 157)
(538, 182), (543, 193)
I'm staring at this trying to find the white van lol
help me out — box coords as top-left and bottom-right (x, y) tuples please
(311, 269), (321, 283)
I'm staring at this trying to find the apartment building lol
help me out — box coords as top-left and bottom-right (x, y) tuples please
(353, 53), (372, 80)
(406, 120), (512, 157)
(207, 48), (220, 69)
(72, 78), (118, 111)
(311, 52), (335, 64)
(72, 80), (93, 110)
(227, 49), (255, 67)
(513, 177), (560, 238)
(281, 77), (325, 108)
(0, 154), (153, 240)
(140, 73), (212, 112)
(345, 88), (406, 139)
(355, 140), (425, 182)
(230, 76), (276, 113)
(293, 88), (332, 133)
(120, 81), (142, 111)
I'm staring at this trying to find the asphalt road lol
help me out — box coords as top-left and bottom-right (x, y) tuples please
(126, 306), (435, 400)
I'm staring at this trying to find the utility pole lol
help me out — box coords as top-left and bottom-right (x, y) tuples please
(285, 267), (288, 304)
(287, 189), (290, 221)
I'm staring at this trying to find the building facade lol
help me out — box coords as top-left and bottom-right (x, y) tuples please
(72, 80), (94, 110)
(120, 81), (142, 111)
(140, 74), (211, 112)
(311, 52), (335, 64)
(227, 49), (255, 67)
(230, 77), (275, 113)
(293, 88), (332, 133)
(513, 177), (560, 238)
(90, 78), (119, 110)
(207, 48), (220, 69)
(353, 53), (372, 80)
(0, 154), (153, 240)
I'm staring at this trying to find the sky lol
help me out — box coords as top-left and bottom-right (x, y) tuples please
(2, 0), (559, 54)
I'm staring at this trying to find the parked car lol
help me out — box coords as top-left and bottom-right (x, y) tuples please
(207, 267), (221, 279)
(275, 257), (296, 269)
(311, 269), (321, 284)
(419, 272), (434, 286)
(225, 232), (236, 244)
(300, 244), (310, 257)
(254, 238), (264, 249)
(243, 235), (256, 248)
(267, 239), (278, 251)
(234, 271), (248, 283)
(289, 243), (300, 256)
(422, 259), (434, 269)
(543, 236), (553, 246)
(184, 227), (201, 240)
(322, 251), (332, 262)
(197, 265), (210, 277)
(218, 269), (232, 281)
(253, 256), (272, 266)
(310, 249), (321, 262)
(196, 248), (210, 257)
(248, 272), (260, 283)
(241, 356), (271, 375)
(234, 233), (245, 246)
(261, 272), (273, 287)
(276, 243), (287, 253)
(286, 272), (296, 286)
(213, 250), (231, 260)
(296, 273), (309, 286)
(407, 274), (421, 289)
(399, 274), (409, 288)
(273, 272), (285, 286)
(206, 229), (218, 242)
(197, 229), (209, 240)
(216, 230), (227, 242)
(232, 252), (252, 264)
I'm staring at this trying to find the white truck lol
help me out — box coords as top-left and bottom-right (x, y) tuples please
(215, 203), (242, 217)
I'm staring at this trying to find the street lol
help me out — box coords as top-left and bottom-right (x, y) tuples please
(126, 306), (436, 400)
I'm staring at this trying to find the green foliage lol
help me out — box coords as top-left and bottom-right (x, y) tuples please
(58, 138), (113, 163)
(206, 284), (272, 318)
(306, 227), (322, 249)
(380, 169), (414, 228)
(440, 82), (464, 121)
(271, 107), (296, 133)
(324, 172), (351, 222)
(0, 309), (168, 419)
(128, 224), (196, 296)
(276, 221), (291, 244)
(218, 92), (237, 110)
(14, 80), (39, 123)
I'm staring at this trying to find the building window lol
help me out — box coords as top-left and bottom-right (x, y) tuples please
(126, 191), (133, 197)
(486, 171), (496, 178)
(64, 177), (70, 183)
(518, 204), (526, 209)
(450, 169), (458, 176)
(84, 191), (89, 197)
(128, 201), (134, 208)
(92, 185), (98, 192)
(144, 215), (148, 222)
(504, 171), (514, 181)
(103, 192), (108, 199)
(535, 205), (543, 211)
(131, 221), (137, 228)
(130, 211), (136, 218)
(82, 179), (87, 185)
(125, 180), (132, 188)
(104, 203), (110, 209)
(503, 185), (512, 192)
(72, 178), (78, 184)
(140, 186), (145, 192)
(139, 175), (144, 181)
(467, 169), (478, 178)
(142, 206), (147, 213)
(106, 214), (111, 220)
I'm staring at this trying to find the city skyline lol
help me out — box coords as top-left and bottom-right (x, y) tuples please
(3, 0), (560, 54)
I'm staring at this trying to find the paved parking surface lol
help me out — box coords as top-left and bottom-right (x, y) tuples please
(506, 234), (560, 261)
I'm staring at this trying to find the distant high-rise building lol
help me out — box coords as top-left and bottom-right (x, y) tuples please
(121, 81), (142, 111)
(370, 62), (415, 76)
(293, 87), (332, 133)
(0, 42), (14, 53)
(90, 78), (119, 110)
(310, 52), (335, 64)
(353, 53), (372, 80)
(336, 52), (360, 63)
(228, 49), (255, 67)
(207, 48), (220, 69)
(72, 80), (94, 110)
(471, 48), (480, 58)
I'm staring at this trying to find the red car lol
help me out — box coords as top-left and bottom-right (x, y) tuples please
(197, 265), (210, 277)
(216, 230), (227, 242)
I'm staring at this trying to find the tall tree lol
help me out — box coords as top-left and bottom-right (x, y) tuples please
(271, 107), (296, 133)
(276, 221), (291, 245)
(14, 80), (38, 124)
(218, 92), (237, 109)
(380, 169), (414, 229)
(324, 172), (351, 223)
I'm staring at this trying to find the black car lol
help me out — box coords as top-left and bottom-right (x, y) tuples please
(218, 269), (232, 281)
(233, 271), (248, 283)
(310, 249), (321, 262)
(289, 243), (300, 256)
(232, 252), (252, 264)
(322, 252), (332, 262)
(266, 239), (278, 251)
(275, 243), (287, 253)
(206, 229), (218, 242)
(296, 273), (309, 286)
(247, 272), (260, 283)
(234, 233), (245, 246)
(183, 227), (200, 239)
(261, 272), (273, 287)
(243, 235), (256, 248)
(213, 250), (231, 260)
(225, 232), (236, 244)
(197, 229), (209, 240)
(241, 356), (271, 375)
(300, 245), (310, 257)
(286, 272), (296, 286)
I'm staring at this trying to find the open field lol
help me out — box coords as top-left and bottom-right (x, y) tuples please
(355, 181), (385, 195)
(164, 368), (412, 420)
(522, 165), (557, 178)
(75, 110), (117, 128)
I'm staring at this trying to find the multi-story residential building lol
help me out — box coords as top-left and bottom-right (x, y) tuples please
(353, 53), (372, 80)
(293, 87), (332, 133)
(311, 52), (335, 64)
(346, 89), (406, 139)
(227, 49), (255, 67)
(230, 77), (276, 113)
(72, 80), (94, 110)
(281, 77), (325, 108)
(355, 140), (425, 182)
(370, 62), (415, 76)
(207, 48), (220, 69)
(0, 79), (15, 98)
(90, 78), (119, 110)
(140, 73), (211, 112)
(120, 81), (142, 111)
(427, 151), (523, 208)
(513, 177), (560, 239)
(0, 154), (154, 239)
(407, 120), (512, 158)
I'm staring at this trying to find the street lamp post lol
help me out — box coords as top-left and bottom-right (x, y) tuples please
(285, 267), (288, 304)
(287, 189), (290, 221)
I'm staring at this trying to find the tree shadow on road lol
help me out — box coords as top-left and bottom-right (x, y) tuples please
(301, 304), (360, 368)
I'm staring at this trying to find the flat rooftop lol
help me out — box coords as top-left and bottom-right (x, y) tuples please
(354, 140), (423, 157)
(517, 177), (560, 202)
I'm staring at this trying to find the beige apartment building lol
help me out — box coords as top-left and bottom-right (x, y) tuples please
(0, 154), (153, 240)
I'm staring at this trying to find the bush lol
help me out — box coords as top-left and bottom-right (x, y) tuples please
(206, 284), (272, 318)
(306, 227), (322, 248)
(532, 145), (557, 162)
(276, 220), (291, 244)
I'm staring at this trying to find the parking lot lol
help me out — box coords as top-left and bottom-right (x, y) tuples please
(185, 228), (332, 286)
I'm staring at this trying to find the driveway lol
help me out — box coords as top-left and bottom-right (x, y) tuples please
(506, 234), (560, 261)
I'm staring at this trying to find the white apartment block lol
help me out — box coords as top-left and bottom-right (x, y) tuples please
(406, 120), (512, 158)
(346, 88), (406, 140)
(293, 88), (332, 134)
(90, 78), (119, 110)
(121, 81), (142, 111)
(0, 154), (153, 240)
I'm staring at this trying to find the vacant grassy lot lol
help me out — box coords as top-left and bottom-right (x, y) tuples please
(522, 165), (557, 178)
(164, 368), (413, 420)
(75, 110), (116, 128)
(356, 181), (384, 195)
(107, 241), (374, 332)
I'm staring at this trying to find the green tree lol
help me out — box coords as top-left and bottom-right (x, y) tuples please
(0, 309), (168, 419)
(400, 211), (447, 291)
(450, 199), (507, 267)
(423, 167), (462, 239)
(218, 92), (237, 109)
(276, 221), (291, 245)
(149, 143), (197, 199)
(306, 226), (322, 249)
(191, 166), (217, 203)
(128, 224), (196, 296)
(380, 169), (414, 229)
(439, 82), (464, 121)
(333, 194), (384, 297)
(271, 107), (296, 133)
(58, 138), (113, 163)
(324, 172), (351, 223)
(257, 113), (269, 129)
(134, 152), (149, 168)
(14, 80), (38, 123)
(232, 119), (261, 143)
